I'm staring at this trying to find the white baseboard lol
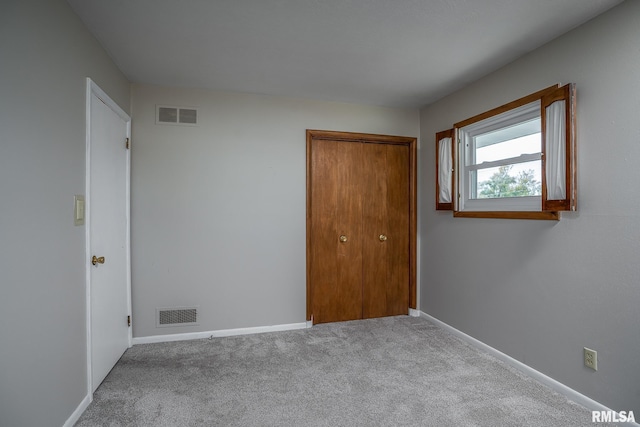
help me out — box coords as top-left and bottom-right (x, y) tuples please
(419, 311), (639, 426)
(132, 321), (308, 345)
(408, 308), (421, 317)
(63, 394), (91, 427)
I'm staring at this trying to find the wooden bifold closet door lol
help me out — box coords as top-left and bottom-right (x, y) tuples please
(307, 130), (416, 325)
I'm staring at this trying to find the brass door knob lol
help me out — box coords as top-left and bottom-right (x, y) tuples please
(379, 234), (387, 242)
(339, 235), (348, 243)
(92, 255), (105, 266)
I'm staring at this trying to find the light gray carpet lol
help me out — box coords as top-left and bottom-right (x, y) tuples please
(76, 316), (612, 426)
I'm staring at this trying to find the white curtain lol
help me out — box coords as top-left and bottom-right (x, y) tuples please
(545, 100), (566, 200)
(438, 137), (452, 203)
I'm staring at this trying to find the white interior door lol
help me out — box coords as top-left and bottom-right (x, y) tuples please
(87, 80), (131, 393)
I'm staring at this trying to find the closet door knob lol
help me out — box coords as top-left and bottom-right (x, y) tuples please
(92, 255), (105, 266)
(379, 234), (387, 242)
(339, 235), (348, 243)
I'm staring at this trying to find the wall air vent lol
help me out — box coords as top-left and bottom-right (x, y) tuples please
(156, 306), (199, 327)
(156, 105), (198, 126)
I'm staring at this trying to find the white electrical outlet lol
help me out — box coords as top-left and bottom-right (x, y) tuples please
(584, 347), (598, 371)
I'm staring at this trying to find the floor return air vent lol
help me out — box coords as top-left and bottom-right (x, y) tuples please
(156, 307), (199, 328)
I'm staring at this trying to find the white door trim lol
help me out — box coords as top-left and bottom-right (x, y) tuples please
(84, 78), (132, 398)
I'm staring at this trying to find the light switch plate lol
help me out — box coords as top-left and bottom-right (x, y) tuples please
(74, 195), (85, 226)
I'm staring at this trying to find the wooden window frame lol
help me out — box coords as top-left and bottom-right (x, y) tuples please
(435, 129), (455, 210)
(541, 83), (577, 212)
(437, 83), (576, 220)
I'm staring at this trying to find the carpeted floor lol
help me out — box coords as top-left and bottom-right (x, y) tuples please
(76, 316), (613, 426)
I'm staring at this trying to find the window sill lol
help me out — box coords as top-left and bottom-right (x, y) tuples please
(453, 211), (560, 220)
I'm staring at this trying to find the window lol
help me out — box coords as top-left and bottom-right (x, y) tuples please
(435, 84), (576, 220)
(459, 100), (541, 212)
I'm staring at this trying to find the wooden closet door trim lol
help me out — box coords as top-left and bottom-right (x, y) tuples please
(307, 129), (414, 146)
(306, 132), (314, 321)
(306, 130), (417, 322)
(408, 136), (417, 310)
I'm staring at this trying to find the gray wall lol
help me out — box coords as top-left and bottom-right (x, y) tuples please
(419, 0), (640, 414)
(130, 83), (419, 338)
(2, 0), (635, 423)
(0, 1), (130, 426)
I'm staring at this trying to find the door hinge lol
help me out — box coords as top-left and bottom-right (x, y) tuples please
(125, 137), (130, 149)
(127, 315), (131, 327)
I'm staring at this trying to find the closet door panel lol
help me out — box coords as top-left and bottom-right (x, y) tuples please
(310, 139), (363, 323)
(385, 144), (410, 316)
(362, 144), (410, 318)
(362, 143), (389, 318)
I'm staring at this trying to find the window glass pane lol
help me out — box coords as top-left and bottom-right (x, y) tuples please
(474, 119), (541, 163)
(476, 133), (541, 163)
(473, 160), (541, 199)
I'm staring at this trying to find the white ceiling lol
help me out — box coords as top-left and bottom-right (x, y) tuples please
(67, 0), (622, 108)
